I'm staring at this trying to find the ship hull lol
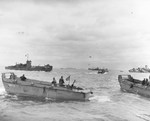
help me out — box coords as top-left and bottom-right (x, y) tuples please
(5, 60), (53, 72)
(5, 66), (53, 72)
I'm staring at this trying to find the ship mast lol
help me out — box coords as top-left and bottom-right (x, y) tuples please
(88, 56), (92, 69)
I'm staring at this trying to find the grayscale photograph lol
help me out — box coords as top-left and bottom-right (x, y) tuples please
(0, 0), (150, 121)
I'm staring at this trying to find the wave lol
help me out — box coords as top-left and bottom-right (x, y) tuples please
(89, 95), (110, 103)
(0, 87), (5, 95)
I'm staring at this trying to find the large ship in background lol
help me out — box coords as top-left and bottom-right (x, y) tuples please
(5, 59), (53, 72)
(129, 65), (150, 73)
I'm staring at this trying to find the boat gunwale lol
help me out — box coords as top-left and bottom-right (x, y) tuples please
(118, 75), (150, 90)
(1, 73), (91, 94)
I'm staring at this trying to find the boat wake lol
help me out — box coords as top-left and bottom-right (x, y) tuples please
(0, 88), (5, 95)
(89, 95), (110, 103)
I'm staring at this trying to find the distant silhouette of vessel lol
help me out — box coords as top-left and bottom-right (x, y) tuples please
(129, 65), (150, 73)
(5, 60), (53, 72)
(97, 68), (109, 74)
(88, 67), (108, 74)
(88, 67), (100, 71)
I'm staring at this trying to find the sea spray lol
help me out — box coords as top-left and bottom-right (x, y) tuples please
(89, 95), (110, 103)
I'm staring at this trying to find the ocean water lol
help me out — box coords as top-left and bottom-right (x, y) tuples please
(0, 67), (150, 121)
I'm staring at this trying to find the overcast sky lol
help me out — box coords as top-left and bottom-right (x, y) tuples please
(0, 0), (150, 69)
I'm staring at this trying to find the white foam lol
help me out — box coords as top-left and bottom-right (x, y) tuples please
(89, 95), (110, 102)
(0, 88), (5, 94)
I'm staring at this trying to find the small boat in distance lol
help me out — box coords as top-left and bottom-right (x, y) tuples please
(129, 65), (150, 73)
(5, 60), (53, 72)
(118, 74), (150, 98)
(1, 72), (93, 101)
(88, 67), (100, 71)
(97, 68), (108, 74)
(88, 67), (109, 74)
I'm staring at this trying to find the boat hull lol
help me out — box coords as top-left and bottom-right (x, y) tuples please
(118, 75), (150, 97)
(2, 73), (92, 101)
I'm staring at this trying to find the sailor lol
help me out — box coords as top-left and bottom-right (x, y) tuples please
(59, 76), (64, 86)
(13, 74), (16, 80)
(71, 80), (76, 87)
(20, 74), (26, 81)
(52, 77), (57, 86)
(70, 80), (76, 89)
(10, 74), (13, 79)
(142, 78), (146, 85)
(145, 78), (149, 86)
(130, 76), (135, 83)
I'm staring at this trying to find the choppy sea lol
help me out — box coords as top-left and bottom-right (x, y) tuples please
(0, 66), (150, 121)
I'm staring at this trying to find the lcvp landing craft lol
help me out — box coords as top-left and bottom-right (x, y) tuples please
(1, 72), (93, 101)
(118, 75), (150, 98)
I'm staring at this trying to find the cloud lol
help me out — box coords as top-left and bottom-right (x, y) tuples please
(0, 0), (150, 69)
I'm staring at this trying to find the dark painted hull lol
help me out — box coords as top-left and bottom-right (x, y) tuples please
(5, 66), (53, 72)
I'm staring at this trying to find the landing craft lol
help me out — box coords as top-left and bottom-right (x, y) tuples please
(1, 72), (93, 101)
(118, 74), (150, 98)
